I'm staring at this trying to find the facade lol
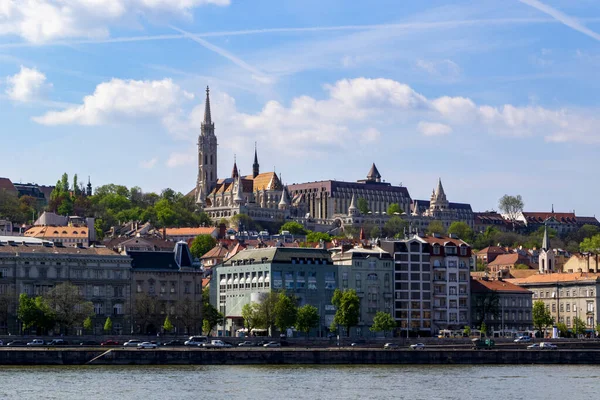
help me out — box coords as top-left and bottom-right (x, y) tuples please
(470, 277), (533, 334)
(215, 247), (338, 336)
(0, 238), (131, 335)
(474, 211), (514, 233)
(105, 237), (175, 255)
(511, 273), (600, 334)
(330, 245), (394, 336)
(129, 242), (204, 335)
(24, 225), (90, 247)
(0, 177), (18, 196)
(411, 179), (474, 230)
(194, 87), (289, 223)
(487, 254), (532, 275)
(563, 253), (600, 274)
(381, 234), (472, 336)
(512, 211), (600, 235)
(476, 246), (508, 264)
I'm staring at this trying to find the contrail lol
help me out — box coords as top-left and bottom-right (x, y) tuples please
(170, 26), (271, 83)
(4, 17), (600, 49)
(519, 0), (600, 42)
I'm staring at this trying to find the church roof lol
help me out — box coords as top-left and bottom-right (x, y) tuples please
(250, 172), (282, 191)
(367, 163), (381, 179)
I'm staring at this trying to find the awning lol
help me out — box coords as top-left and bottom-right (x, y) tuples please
(258, 276), (265, 283)
(252, 277), (258, 283)
(233, 278), (239, 285)
(227, 278), (233, 285)
(220, 278), (226, 285)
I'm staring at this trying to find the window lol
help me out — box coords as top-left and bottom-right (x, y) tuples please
(285, 272), (294, 290)
(93, 286), (100, 297)
(94, 302), (104, 315)
(160, 282), (166, 294)
(273, 271), (283, 289)
(433, 244), (440, 255)
(325, 272), (336, 290)
(170, 282), (176, 294)
(113, 303), (123, 315)
(308, 272), (317, 290)
(460, 246), (467, 256)
(184, 282), (191, 294)
(566, 303), (570, 312)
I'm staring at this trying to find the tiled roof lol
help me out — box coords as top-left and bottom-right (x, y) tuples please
(251, 172), (281, 191)
(223, 247), (331, 265)
(24, 226), (89, 239)
(104, 237), (174, 252)
(488, 253), (530, 267)
(522, 212), (577, 224)
(509, 272), (600, 285)
(201, 244), (230, 259)
(477, 246), (508, 256)
(421, 235), (469, 247)
(0, 243), (122, 256)
(0, 177), (17, 193)
(165, 227), (217, 236)
(508, 269), (539, 279)
(470, 278), (532, 293)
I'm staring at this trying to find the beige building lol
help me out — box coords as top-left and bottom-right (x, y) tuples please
(511, 273), (600, 334)
(563, 253), (600, 273)
(24, 225), (90, 247)
(331, 245), (394, 336)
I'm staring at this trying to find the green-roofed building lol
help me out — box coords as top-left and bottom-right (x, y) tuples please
(214, 247), (338, 337)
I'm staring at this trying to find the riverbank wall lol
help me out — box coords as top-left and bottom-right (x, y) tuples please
(1, 348), (600, 365)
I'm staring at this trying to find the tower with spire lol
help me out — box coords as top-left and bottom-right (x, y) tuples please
(429, 178), (449, 212)
(196, 86), (218, 206)
(539, 219), (555, 274)
(253, 142), (260, 178)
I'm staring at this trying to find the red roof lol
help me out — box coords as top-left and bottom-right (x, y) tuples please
(0, 177), (17, 194)
(488, 253), (530, 267)
(471, 278), (531, 293)
(477, 246), (508, 256)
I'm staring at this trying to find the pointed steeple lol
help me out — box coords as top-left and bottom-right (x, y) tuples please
(542, 220), (551, 251)
(435, 178), (445, 197)
(366, 163), (381, 182)
(252, 142), (260, 178)
(195, 185), (205, 207)
(412, 200), (420, 216)
(231, 155), (239, 179)
(551, 204), (554, 214)
(278, 187), (289, 209)
(348, 194), (358, 216)
(234, 175), (244, 205)
(86, 176), (92, 196)
(203, 86), (212, 125)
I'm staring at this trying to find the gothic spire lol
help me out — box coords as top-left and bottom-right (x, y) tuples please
(253, 142), (260, 178)
(278, 187), (289, 209)
(435, 178), (445, 198)
(203, 86), (212, 125)
(542, 219), (551, 251)
(367, 163), (381, 182)
(231, 155), (239, 179)
(234, 175), (244, 205)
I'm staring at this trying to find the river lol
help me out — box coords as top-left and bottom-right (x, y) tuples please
(0, 365), (598, 399)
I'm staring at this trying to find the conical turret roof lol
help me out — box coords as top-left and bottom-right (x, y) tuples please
(367, 163), (381, 180)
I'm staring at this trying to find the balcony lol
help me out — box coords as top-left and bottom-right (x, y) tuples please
(433, 264), (446, 270)
(433, 292), (446, 297)
(433, 303), (447, 309)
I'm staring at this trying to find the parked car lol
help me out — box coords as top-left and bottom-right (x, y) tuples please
(351, 340), (366, 347)
(162, 340), (186, 347)
(80, 340), (100, 346)
(383, 343), (399, 349)
(514, 336), (532, 343)
(184, 336), (209, 346)
(47, 339), (69, 346)
(263, 341), (281, 348)
(471, 338), (495, 350)
(410, 343), (426, 350)
(123, 340), (142, 347)
(137, 342), (158, 349)
(0, 339), (3, 346)
(238, 341), (256, 347)
(6, 340), (27, 347)
(202, 340), (233, 348)
(527, 343), (540, 350)
(101, 340), (119, 346)
(26, 339), (45, 346)
(540, 342), (557, 350)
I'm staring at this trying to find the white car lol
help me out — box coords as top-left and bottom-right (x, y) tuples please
(202, 340), (233, 348)
(410, 343), (425, 350)
(184, 336), (208, 346)
(539, 342), (557, 350)
(123, 339), (142, 347)
(137, 342), (158, 349)
(26, 339), (45, 346)
(514, 336), (531, 343)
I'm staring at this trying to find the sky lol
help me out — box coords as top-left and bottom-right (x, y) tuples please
(1, 0), (600, 216)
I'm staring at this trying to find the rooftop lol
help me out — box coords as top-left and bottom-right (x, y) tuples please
(223, 247), (332, 266)
(470, 278), (532, 293)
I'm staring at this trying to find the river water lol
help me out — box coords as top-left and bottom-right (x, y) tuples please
(0, 365), (599, 399)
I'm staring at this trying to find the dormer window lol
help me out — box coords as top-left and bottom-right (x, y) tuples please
(433, 244), (441, 255)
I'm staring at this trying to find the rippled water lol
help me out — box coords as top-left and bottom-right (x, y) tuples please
(1, 365), (599, 399)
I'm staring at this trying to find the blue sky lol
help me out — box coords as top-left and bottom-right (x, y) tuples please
(1, 0), (600, 216)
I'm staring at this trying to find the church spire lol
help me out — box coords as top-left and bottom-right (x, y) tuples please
(231, 154), (239, 179)
(203, 86), (212, 125)
(542, 219), (551, 251)
(253, 142), (260, 178)
(435, 178), (445, 198)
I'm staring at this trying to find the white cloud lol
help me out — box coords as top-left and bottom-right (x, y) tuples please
(415, 59), (461, 80)
(0, 0), (230, 43)
(166, 151), (195, 168)
(417, 121), (452, 136)
(5, 66), (51, 102)
(139, 157), (158, 169)
(33, 78), (193, 126)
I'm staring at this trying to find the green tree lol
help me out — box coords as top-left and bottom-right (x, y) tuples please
(357, 198), (370, 214)
(386, 203), (403, 215)
(305, 231), (332, 243)
(369, 226), (381, 239)
(242, 302), (261, 335)
(463, 325), (472, 337)
(83, 316), (93, 334)
(330, 289), (360, 337)
(230, 213), (258, 231)
(44, 282), (94, 335)
(280, 221), (307, 235)
(580, 234), (600, 253)
(475, 259), (487, 272)
(447, 221), (474, 242)
(104, 317), (113, 334)
(498, 194), (524, 229)
(274, 292), (298, 333)
(426, 220), (445, 235)
(257, 292), (279, 334)
(370, 311), (396, 337)
(480, 322), (487, 336)
(514, 264), (530, 270)
(163, 315), (174, 333)
(556, 322), (569, 338)
(17, 294), (55, 332)
(296, 304), (320, 337)
(573, 317), (586, 336)
(190, 234), (217, 259)
(383, 216), (408, 238)
(203, 303), (224, 334)
(202, 319), (212, 335)
(532, 300), (553, 335)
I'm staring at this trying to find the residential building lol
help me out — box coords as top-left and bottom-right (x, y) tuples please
(511, 210), (600, 235)
(104, 236), (175, 255)
(510, 273), (600, 335)
(381, 234), (472, 336)
(563, 253), (600, 273)
(164, 227), (219, 242)
(330, 245), (394, 336)
(470, 277), (533, 334)
(129, 241), (204, 335)
(0, 238), (131, 335)
(193, 87), (290, 224)
(488, 254), (532, 275)
(215, 247), (338, 336)
(24, 225), (90, 247)
(474, 211), (514, 233)
(476, 246), (508, 264)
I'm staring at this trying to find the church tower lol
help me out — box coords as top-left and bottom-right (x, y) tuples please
(539, 219), (555, 274)
(252, 143), (260, 178)
(197, 86), (218, 202)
